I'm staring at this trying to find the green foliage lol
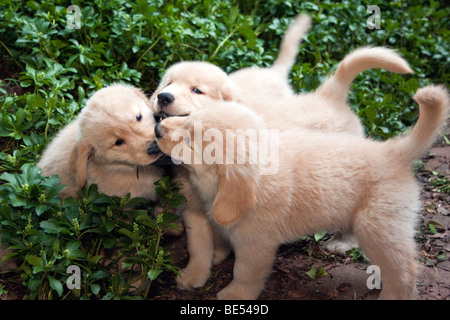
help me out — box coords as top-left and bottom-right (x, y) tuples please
(306, 264), (328, 280)
(346, 248), (368, 263)
(0, 164), (183, 299)
(429, 172), (450, 194)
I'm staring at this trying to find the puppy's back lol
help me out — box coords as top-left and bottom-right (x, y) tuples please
(37, 120), (79, 197)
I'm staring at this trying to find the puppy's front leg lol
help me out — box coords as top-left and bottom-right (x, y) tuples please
(217, 243), (278, 300)
(176, 206), (215, 290)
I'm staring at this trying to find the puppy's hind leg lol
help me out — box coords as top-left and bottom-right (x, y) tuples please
(354, 210), (419, 300)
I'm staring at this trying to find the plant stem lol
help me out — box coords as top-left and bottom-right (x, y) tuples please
(0, 40), (21, 68)
(211, 29), (237, 60)
(136, 35), (162, 70)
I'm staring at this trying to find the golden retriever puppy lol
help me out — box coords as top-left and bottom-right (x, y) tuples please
(149, 41), (413, 288)
(37, 84), (164, 200)
(155, 85), (449, 299)
(150, 45), (414, 269)
(150, 46), (412, 137)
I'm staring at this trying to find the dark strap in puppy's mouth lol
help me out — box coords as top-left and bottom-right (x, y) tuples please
(153, 111), (190, 123)
(147, 141), (175, 167)
(154, 111), (170, 123)
(147, 141), (162, 155)
(153, 154), (175, 167)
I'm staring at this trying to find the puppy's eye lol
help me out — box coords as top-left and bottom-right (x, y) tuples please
(192, 88), (203, 94)
(114, 139), (125, 146)
(136, 114), (142, 122)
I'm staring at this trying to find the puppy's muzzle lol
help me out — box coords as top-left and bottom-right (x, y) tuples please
(157, 92), (174, 109)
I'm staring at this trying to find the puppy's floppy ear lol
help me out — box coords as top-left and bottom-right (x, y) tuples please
(212, 166), (257, 226)
(69, 141), (93, 191)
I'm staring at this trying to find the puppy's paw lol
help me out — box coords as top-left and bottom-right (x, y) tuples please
(217, 283), (258, 300)
(324, 238), (358, 255)
(176, 267), (210, 291)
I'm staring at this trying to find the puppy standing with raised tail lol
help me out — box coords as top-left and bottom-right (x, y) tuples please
(155, 85), (449, 299)
(148, 14), (415, 289)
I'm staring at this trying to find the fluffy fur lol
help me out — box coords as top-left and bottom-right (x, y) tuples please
(155, 85), (449, 299)
(37, 83), (164, 200)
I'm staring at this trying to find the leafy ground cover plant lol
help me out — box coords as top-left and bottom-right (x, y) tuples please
(0, 0), (449, 299)
(0, 165), (183, 299)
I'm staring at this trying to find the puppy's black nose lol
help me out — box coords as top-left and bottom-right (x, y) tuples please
(157, 92), (174, 108)
(154, 122), (162, 138)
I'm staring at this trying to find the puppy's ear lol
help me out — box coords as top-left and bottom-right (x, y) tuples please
(69, 141), (93, 191)
(212, 166), (257, 226)
(220, 80), (237, 101)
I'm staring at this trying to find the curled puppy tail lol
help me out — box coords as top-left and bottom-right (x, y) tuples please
(316, 47), (413, 107)
(390, 85), (449, 163)
(272, 14), (312, 77)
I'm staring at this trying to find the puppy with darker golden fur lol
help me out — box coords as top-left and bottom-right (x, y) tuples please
(155, 85), (449, 299)
(37, 84), (164, 200)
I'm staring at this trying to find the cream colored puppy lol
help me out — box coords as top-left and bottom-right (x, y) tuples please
(150, 45), (414, 286)
(155, 85), (449, 300)
(37, 84), (164, 200)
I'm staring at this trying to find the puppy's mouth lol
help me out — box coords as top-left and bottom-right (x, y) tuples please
(153, 111), (190, 123)
(150, 112), (190, 167)
(147, 141), (174, 167)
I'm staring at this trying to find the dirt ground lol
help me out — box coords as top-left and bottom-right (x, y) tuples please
(152, 125), (450, 301)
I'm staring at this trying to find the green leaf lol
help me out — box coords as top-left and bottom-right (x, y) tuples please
(89, 255), (102, 264)
(314, 230), (327, 242)
(10, 194), (28, 207)
(306, 265), (327, 280)
(306, 265), (317, 280)
(91, 270), (110, 281)
(428, 221), (444, 235)
(104, 220), (115, 232)
(16, 109), (26, 126)
(147, 269), (163, 281)
(25, 255), (43, 267)
(48, 275), (63, 297)
(90, 283), (101, 295)
(2, 251), (19, 263)
(40, 219), (70, 234)
(364, 106), (377, 125)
